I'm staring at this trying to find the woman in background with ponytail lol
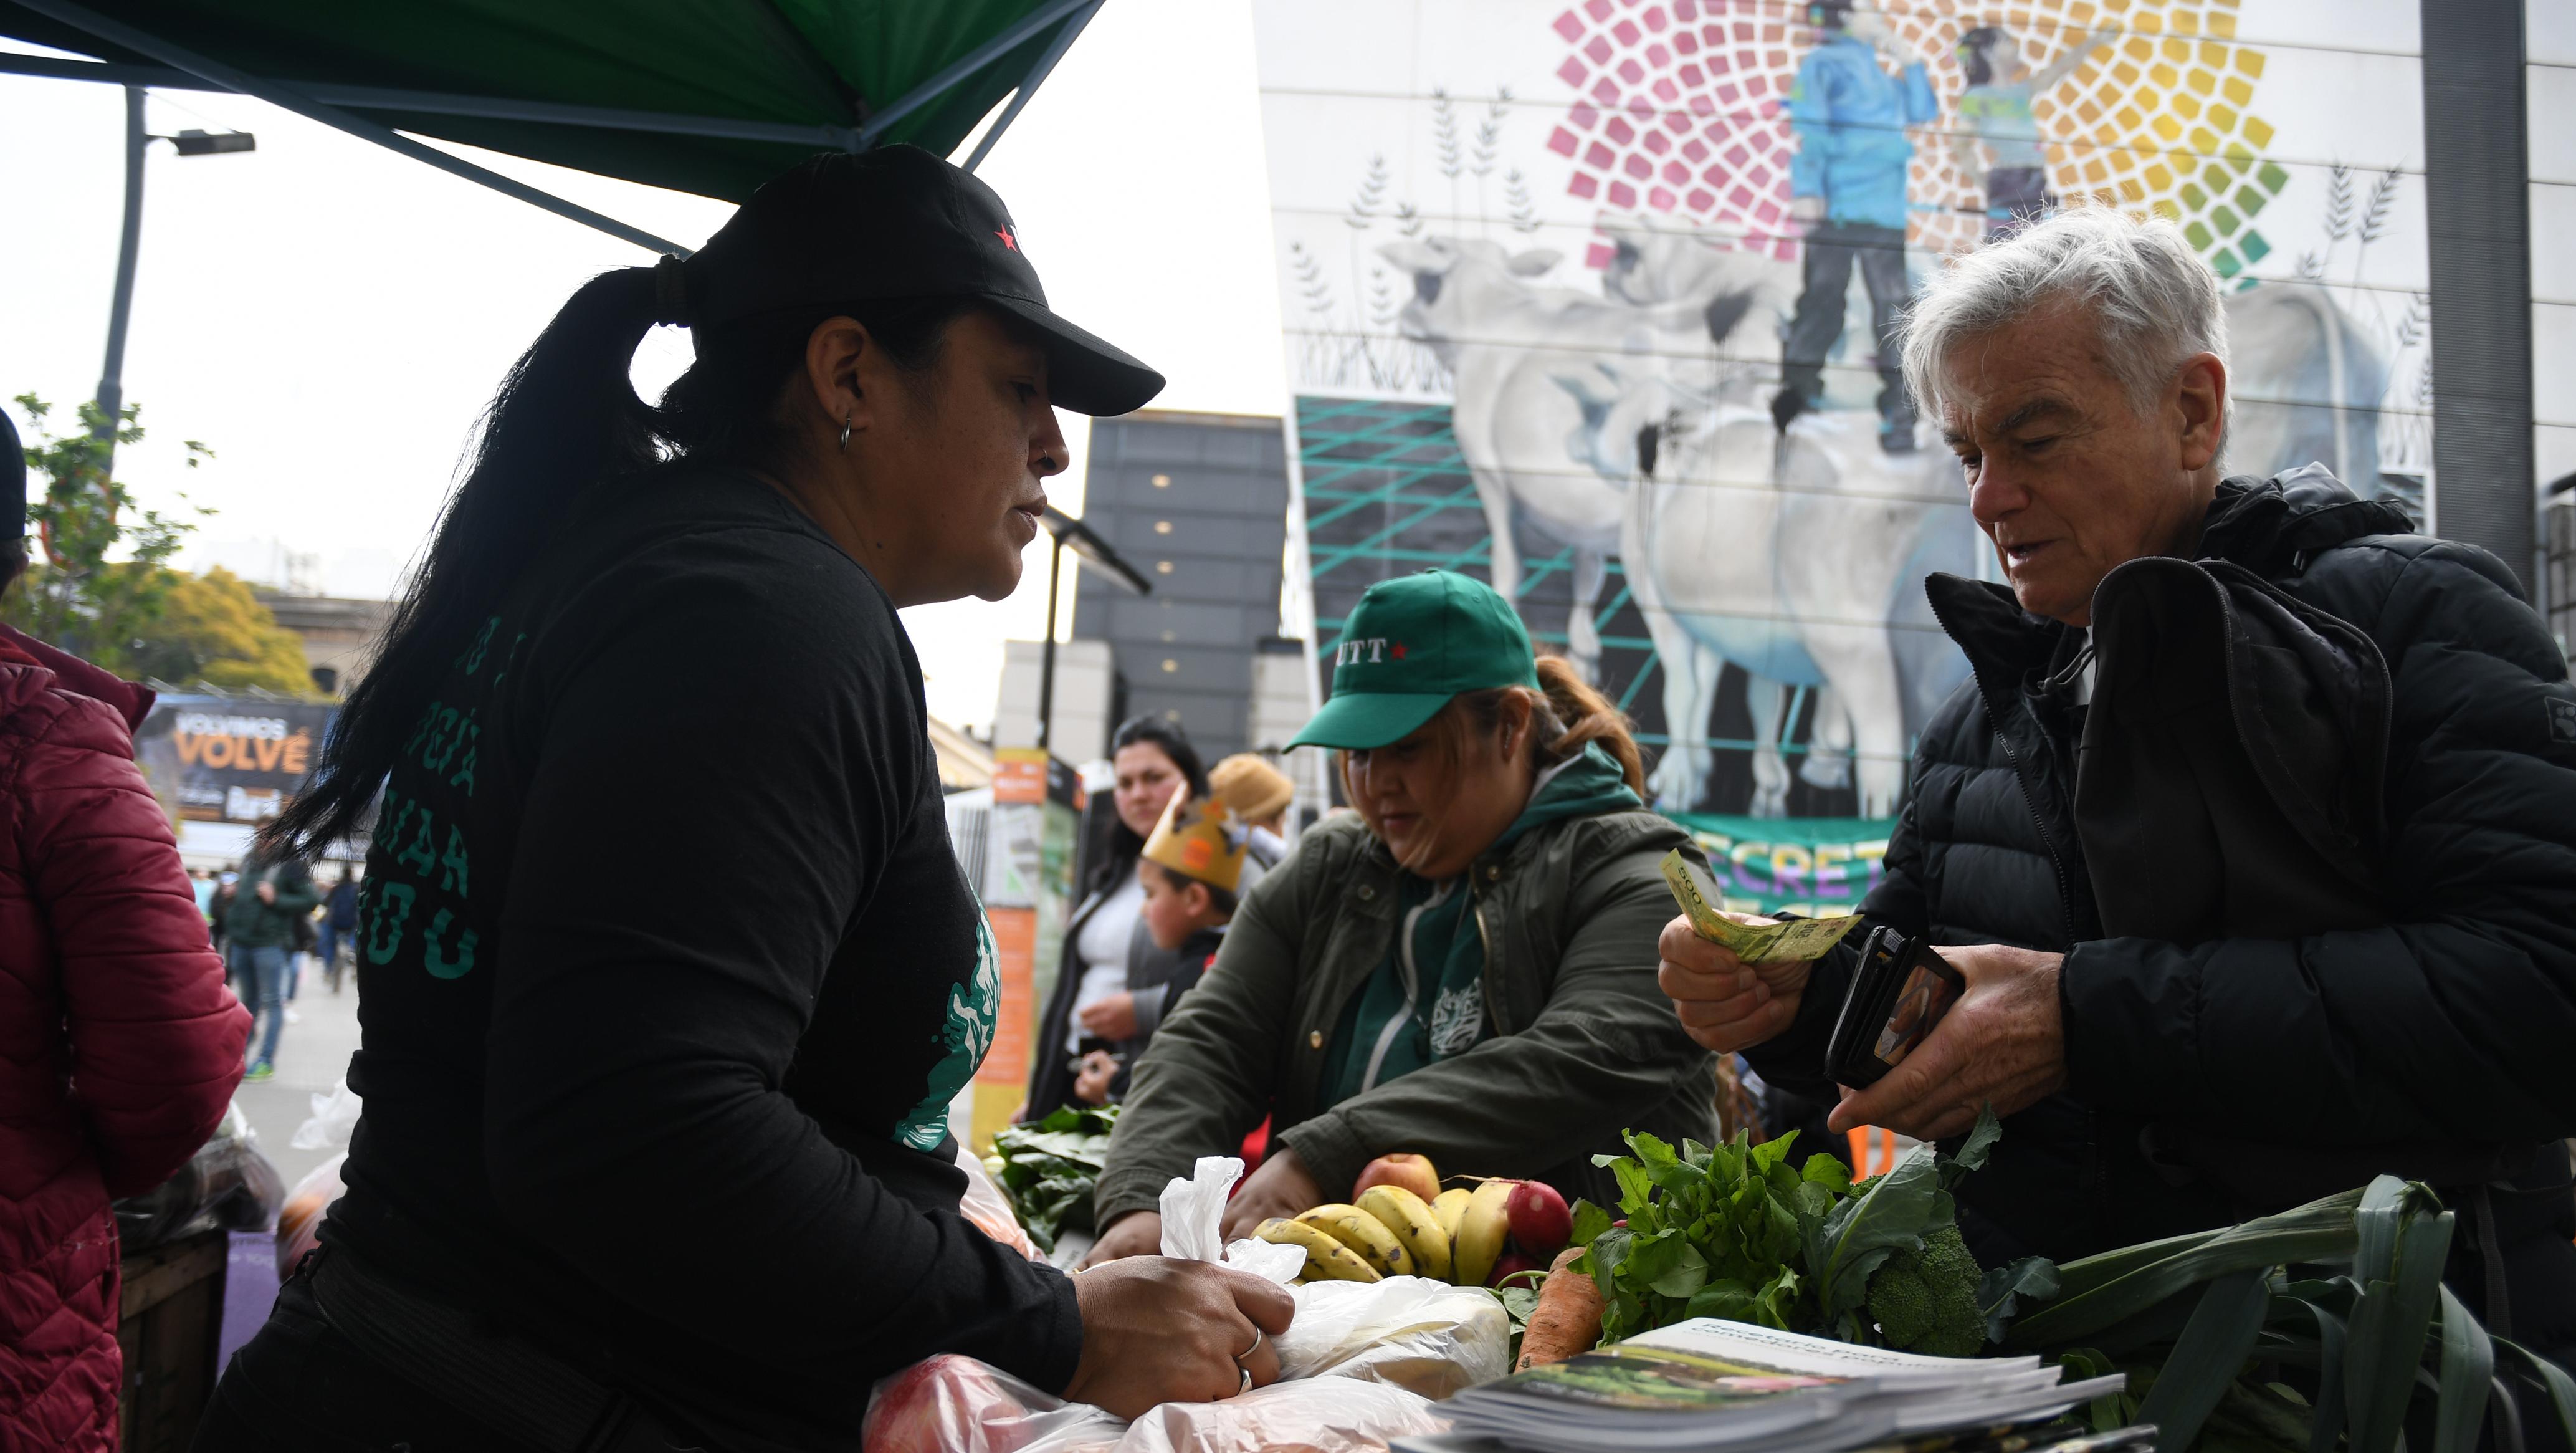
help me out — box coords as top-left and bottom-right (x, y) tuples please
(203, 147), (1289, 1453)
(1083, 570), (1718, 1263)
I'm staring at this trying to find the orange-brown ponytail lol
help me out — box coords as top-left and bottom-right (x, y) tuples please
(1530, 656), (1646, 797)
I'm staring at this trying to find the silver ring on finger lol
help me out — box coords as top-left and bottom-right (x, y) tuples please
(1238, 1364), (1253, 1395)
(1235, 1326), (1265, 1365)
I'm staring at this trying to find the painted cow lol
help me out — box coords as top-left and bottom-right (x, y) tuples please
(1379, 236), (1715, 681)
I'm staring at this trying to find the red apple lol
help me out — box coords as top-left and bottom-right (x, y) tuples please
(1489, 1250), (1545, 1287)
(1506, 1180), (1573, 1259)
(1352, 1152), (1441, 1205)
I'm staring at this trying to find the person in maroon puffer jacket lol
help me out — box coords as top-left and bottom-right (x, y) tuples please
(0, 417), (250, 1451)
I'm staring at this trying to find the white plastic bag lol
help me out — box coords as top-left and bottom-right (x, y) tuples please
(861, 1355), (1445, 1453)
(1157, 1156), (1305, 1285)
(956, 1143), (1041, 1260)
(1155, 1155), (1505, 1394)
(1116, 1378), (1445, 1453)
(290, 1077), (363, 1151)
(864, 1355), (1125, 1453)
(1274, 1277), (1509, 1398)
(274, 1153), (346, 1282)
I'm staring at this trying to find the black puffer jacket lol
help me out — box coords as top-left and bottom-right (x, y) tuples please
(1747, 468), (2576, 1353)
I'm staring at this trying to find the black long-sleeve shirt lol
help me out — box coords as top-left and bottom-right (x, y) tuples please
(325, 466), (1079, 1452)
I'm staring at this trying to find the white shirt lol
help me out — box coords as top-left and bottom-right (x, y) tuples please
(1064, 868), (1145, 1053)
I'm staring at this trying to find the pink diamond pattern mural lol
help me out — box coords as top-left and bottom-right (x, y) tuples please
(1548, 0), (2289, 277)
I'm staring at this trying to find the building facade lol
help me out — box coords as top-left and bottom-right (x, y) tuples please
(251, 588), (392, 697)
(1069, 410), (1291, 763)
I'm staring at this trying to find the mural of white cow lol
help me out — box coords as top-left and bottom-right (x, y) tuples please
(1558, 356), (1975, 818)
(1589, 227), (1975, 818)
(1378, 237), (1716, 681)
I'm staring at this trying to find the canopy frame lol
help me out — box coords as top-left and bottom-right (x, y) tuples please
(4, 0), (1101, 253)
(0, 51), (861, 148)
(965, 0), (1100, 171)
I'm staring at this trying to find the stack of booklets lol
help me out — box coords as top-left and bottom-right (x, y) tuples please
(1399, 1320), (2134, 1453)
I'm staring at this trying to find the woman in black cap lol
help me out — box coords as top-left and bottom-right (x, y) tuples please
(204, 146), (1289, 1453)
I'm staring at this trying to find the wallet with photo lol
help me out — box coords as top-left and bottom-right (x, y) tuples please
(1824, 926), (1965, 1088)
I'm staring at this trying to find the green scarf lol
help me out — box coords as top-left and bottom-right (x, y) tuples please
(1317, 744), (1639, 1108)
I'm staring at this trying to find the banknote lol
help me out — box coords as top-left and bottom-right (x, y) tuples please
(1659, 849), (1864, 964)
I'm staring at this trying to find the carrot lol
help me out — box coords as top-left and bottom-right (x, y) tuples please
(1514, 1247), (1605, 1371)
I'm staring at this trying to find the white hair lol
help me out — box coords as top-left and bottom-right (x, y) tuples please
(1901, 206), (2229, 428)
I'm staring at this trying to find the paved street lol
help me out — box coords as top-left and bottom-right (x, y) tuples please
(234, 954), (361, 1196)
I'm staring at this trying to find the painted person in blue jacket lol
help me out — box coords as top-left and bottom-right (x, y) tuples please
(1772, 0), (1937, 453)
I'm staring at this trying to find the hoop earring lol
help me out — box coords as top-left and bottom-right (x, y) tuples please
(837, 414), (852, 453)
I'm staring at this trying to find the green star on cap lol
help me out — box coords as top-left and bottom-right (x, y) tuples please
(1289, 570), (1541, 750)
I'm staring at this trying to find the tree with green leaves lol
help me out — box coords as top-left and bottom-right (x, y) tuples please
(6, 394), (312, 694)
(6, 393), (208, 669)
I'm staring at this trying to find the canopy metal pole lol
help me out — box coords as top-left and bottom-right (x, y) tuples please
(12, 0), (692, 256)
(92, 83), (145, 447)
(963, 0), (1102, 172)
(857, 0), (1093, 143)
(0, 52), (859, 148)
(1038, 534), (1066, 752)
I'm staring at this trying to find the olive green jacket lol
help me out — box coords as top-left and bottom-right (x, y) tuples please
(1094, 808), (1718, 1223)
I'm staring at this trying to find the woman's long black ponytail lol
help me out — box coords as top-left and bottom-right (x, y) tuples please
(266, 267), (661, 855)
(265, 263), (968, 857)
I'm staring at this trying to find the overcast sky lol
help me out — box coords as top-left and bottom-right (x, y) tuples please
(0, 0), (1287, 736)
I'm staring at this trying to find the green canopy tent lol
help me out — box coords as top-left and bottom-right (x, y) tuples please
(0, 0), (1106, 252)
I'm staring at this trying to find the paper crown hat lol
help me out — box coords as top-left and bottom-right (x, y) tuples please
(1142, 793), (1249, 894)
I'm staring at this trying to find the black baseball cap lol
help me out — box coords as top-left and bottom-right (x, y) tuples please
(674, 145), (1163, 417)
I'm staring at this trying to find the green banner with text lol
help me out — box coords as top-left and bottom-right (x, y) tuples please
(1666, 815), (1897, 919)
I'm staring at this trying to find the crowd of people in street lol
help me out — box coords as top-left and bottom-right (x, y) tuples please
(184, 858), (358, 1078)
(2, 119), (2572, 1453)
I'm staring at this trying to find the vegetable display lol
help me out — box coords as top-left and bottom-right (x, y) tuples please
(1514, 1247), (1605, 1371)
(1569, 1105), (2014, 1358)
(2000, 1175), (2576, 1453)
(986, 1103), (1119, 1254)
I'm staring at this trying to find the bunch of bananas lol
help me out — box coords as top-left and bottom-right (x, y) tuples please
(1254, 1180), (1517, 1287)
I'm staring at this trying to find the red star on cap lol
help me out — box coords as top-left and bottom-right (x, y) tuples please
(1391, 642), (1408, 659)
(995, 227), (1018, 251)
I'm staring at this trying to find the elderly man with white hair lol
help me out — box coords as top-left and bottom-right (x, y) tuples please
(1661, 207), (2576, 1358)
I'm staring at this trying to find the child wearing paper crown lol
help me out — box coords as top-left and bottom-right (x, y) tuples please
(1070, 794), (1247, 1106)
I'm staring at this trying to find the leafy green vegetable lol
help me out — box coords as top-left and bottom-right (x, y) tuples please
(1977, 1255), (2062, 1343)
(1571, 1105), (2005, 1356)
(1808, 1142), (1942, 1327)
(988, 1103), (1119, 1252)
(2000, 1176), (2570, 1453)
(1482, 1268), (1551, 1364)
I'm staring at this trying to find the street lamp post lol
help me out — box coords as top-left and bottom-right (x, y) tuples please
(90, 85), (254, 458)
(1036, 505), (1150, 755)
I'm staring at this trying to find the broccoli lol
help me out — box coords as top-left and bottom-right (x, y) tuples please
(1865, 1222), (1987, 1356)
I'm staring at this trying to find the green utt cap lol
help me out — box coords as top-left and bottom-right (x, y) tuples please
(1289, 570), (1540, 750)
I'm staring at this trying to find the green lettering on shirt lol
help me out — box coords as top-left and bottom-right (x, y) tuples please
(365, 880), (416, 964)
(422, 908), (477, 979)
(448, 722), (479, 796)
(459, 616), (498, 674)
(401, 704), (442, 762)
(490, 631), (528, 693)
(396, 804), (439, 878)
(422, 707), (464, 773)
(439, 825), (470, 897)
(379, 788), (416, 850)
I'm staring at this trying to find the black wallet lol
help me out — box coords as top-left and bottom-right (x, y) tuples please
(1824, 926), (1966, 1088)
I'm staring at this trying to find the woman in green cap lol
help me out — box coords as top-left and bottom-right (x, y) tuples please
(1083, 568), (1719, 1261)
